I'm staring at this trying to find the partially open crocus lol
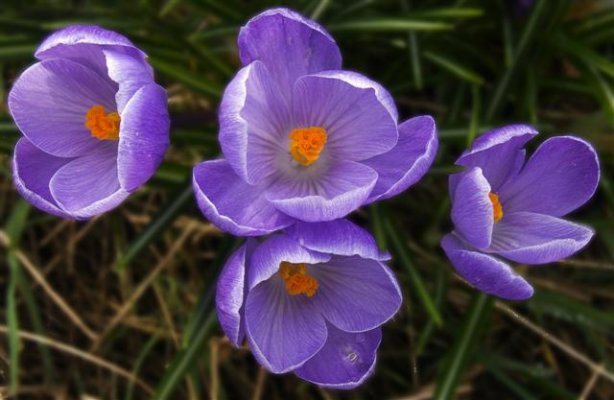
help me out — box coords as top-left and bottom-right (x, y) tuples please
(441, 125), (600, 300)
(193, 8), (438, 236)
(9, 25), (169, 219)
(216, 219), (402, 388)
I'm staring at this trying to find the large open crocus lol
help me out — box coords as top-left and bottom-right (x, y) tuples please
(216, 219), (402, 388)
(441, 125), (600, 300)
(193, 8), (438, 236)
(9, 25), (169, 219)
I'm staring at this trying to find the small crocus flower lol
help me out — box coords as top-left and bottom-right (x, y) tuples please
(193, 8), (438, 236)
(216, 219), (402, 388)
(9, 25), (170, 219)
(441, 125), (600, 300)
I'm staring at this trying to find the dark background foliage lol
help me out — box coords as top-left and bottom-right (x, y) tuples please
(1, 0), (613, 399)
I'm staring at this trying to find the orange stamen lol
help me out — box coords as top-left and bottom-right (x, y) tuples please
(489, 192), (504, 223)
(279, 262), (319, 297)
(289, 127), (327, 166)
(85, 105), (120, 140)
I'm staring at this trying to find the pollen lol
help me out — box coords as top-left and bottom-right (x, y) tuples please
(289, 127), (327, 166)
(279, 261), (319, 297)
(489, 192), (503, 223)
(85, 105), (120, 140)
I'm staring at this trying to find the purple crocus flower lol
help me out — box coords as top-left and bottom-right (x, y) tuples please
(441, 125), (600, 300)
(193, 8), (438, 236)
(9, 25), (169, 219)
(216, 219), (402, 388)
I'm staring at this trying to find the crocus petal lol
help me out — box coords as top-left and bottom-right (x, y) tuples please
(245, 278), (327, 373)
(311, 256), (402, 332)
(8, 58), (117, 158)
(12, 138), (73, 218)
(490, 212), (594, 264)
(454, 124), (537, 193)
(216, 240), (257, 347)
(117, 83), (169, 191)
(364, 115), (438, 202)
(35, 25), (146, 80)
(441, 233), (534, 300)
(292, 71), (398, 161)
(451, 167), (494, 249)
(238, 8), (342, 98)
(192, 159), (294, 237)
(104, 49), (154, 113)
(266, 160), (378, 222)
(287, 219), (389, 261)
(49, 144), (129, 218)
(499, 136), (600, 217)
(218, 61), (291, 184)
(247, 234), (331, 289)
(295, 325), (381, 389)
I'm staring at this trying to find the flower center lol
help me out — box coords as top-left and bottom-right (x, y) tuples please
(289, 127), (327, 166)
(489, 192), (503, 223)
(279, 261), (319, 297)
(85, 105), (120, 140)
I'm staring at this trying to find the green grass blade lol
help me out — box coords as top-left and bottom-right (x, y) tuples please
(329, 19), (452, 32)
(434, 293), (493, 400)
(384, 219), (443, 327)
(423, 51), (484, 85)
(149, 58), (222, 98)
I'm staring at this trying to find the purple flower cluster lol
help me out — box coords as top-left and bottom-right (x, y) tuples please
(9, 25), (169, 219)
(7, 6), (602, 392)
(442, 125), (599, 300)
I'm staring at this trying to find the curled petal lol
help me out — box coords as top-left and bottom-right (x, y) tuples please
(441, 233), (534, 300)
(499, 136), (600, 217)
(295, 325), (381, 389)
(245, 278), (327, 373)
(8, 58), (117, 158)
(192, 159), (294, 237)
(287, 219), (389, 261)
(365, 115), (438, 202)
(36, 25), (141, 58)
(238, 8), (342, 96)
(12, 138), (72, 218)
(490, 212), (594, 264)
(455, 124), (537, 192)
(117, 83), (169, 191)
(451, 167), (494, 249)
(311, 256), (402, 332)
(292, 71), (398, 161)
(104, 49), (154, 113)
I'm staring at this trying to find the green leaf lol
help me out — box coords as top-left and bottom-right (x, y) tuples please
(423, 51), (484, 85)
(329, 19), (452, 32)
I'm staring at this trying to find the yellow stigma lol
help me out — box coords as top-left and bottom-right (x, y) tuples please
(289, 127), (327, 166)
(489, 192), (503, 223)
(85, 105), (120, 140)
(279, 262), (319, 297)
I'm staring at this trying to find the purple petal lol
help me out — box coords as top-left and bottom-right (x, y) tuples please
(455, 124), (537, 193)
(35, 25), (146, 81)
(49, 144), (129, 218)
(216, 240), (257, 347)
(103, 49), (154, 113)
(287, 219), (389, 261)
(218, 61), (291, 184)
(364, 115), (438, 202)
(265, 160), (378, 222)
(117, 83), (169, 191)
(490, 212), (594, 264)
(451, 167), (494, 249)
(311, 256), (402, 332)
(295, 325), (381, 389)
(8, 58), (117, 158)
(192, 159), (294, 237)
(12, 138), (73, 218)
(441, 233), (534, 300)
(238, 8), (341, 97)
(499, 136), (600, 217)
(245, 278), (327, 373)
(292, 71), (398, 161)
(247, 234), (331, 289)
